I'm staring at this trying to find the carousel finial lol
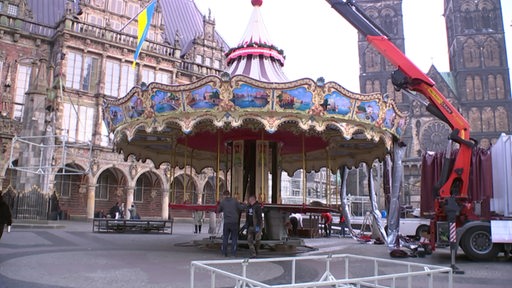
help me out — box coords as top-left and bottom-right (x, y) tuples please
(251, 0), (263, 7)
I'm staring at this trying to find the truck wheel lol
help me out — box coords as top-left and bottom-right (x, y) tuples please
(415, 224), (429, 240)
(460, 226), (500, 261)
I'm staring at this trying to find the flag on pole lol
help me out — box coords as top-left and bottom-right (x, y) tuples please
(133, 0), (156, 68)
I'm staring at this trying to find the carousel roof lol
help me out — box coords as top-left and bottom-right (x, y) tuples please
(103, 75), (407, 174)
(225, 0), (288, 82)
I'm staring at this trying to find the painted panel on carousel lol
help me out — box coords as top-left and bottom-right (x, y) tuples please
(355, 100), (380, 123)
(108, 106), (125, 127)
(277, 87), (312, 111)
(184, 84), (220, 110)
(152, 90), (182, 113)
(383, 108), (396, 130)
(126, 96), (145, 119)
(231, 83), (269, 109)
(322, 91), (353, 116)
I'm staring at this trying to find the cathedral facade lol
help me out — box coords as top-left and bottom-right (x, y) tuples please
(354, 0), (512, 207)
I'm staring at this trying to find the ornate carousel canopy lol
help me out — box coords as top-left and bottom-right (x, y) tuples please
(103, 74), (407, 175)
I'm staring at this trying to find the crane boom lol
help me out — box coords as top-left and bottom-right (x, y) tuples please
(326, 0), (474, 200)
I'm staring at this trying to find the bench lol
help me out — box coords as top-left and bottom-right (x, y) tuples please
(92, 218), (173, 234)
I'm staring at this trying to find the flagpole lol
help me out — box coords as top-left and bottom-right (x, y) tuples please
(119, 0), (156, 32)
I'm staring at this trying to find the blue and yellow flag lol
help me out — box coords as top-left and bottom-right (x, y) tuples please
(133, 0), (156, 68)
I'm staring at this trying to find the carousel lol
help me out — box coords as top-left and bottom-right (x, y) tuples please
(103, 0), (407, 243)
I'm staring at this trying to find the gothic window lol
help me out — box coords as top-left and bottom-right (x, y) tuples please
(105, 60), (120, 97)
(462, 8), (474, 30)
(481, 7), (492, 30)
(66, 52), (82, 90)
(126, 3), (139, 18)
(135, 174), (152, 202)
(141, 67), (155, 83)
(88, 15), (103, 26)
(465, 76), (475, 100)
(156, 71), (171, 84)
(120, 63), (136, 96)
(365, 48), (381, 72)
(420, 121), (451, 152)
(483, 38), (500, 67)
(474, 76), (483, 100)
(108, 0), (124, 15)
(482, 107), (495, 131)
(487, 75), (496, 99)
(495, 106), (509, 131)
(372, 80), (380, 93)
(65, 51), (100, 93)
(365, 80), (374, 93)
(13, 63), (31, 121)
(496, 74), (505, 99)
(62, 103), (95, 142)
(0, 60), (3, 88)
(96, 170), (117, 200)
(381, 10), (395, 35)
(463, 39), (480, 68)
(469, 107), (482, 132)
(7, 4), (18, 16)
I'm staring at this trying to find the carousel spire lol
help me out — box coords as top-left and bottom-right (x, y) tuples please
(225, 0), (288, 82)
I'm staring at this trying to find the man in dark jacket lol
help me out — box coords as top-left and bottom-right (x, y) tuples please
(217, 190), (243, 257)
(0, 195), (13, 240)
(246, 195), (263, 258)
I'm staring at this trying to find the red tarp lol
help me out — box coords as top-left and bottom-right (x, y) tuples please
(420, 147), (493, 217)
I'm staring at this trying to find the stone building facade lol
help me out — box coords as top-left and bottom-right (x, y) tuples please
(0, 0), (227, 219)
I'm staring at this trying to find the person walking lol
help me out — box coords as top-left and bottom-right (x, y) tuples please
(0, 195), (13, 241)
(289, 213), (303, 236)
(321, 211), (333, 237)
(192, 210), (204, 234)
(109, 202), (121, 219)
(217, 190), (243, 257)
(246, 195), (263, 258)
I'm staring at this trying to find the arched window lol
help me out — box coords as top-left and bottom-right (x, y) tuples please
(482, 107), (495, 131)
(469, 108), (482, 132)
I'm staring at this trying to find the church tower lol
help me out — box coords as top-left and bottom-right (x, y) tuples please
(356, 0), (405, 103)
(445, 0), (512, 146)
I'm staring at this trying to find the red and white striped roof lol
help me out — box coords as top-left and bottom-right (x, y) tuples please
(225, 0), (288, 82)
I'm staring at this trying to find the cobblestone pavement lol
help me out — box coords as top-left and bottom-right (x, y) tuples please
(0, 220), (510, 288)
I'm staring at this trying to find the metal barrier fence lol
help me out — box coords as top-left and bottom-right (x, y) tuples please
(191, 254), (452, 288)
(2, 188), (50, 220)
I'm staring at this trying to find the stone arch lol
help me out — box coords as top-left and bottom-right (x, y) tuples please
(481, 106), (495, 131)
(462, 38), (480, 68)
(483, 37), (500, 67)
(133, 170), (164, 218)
(170, 173), (198, 204)
(487, 74), (497, 99)
(365, 80), (374, 93)
(465, 75), (475, 100)
(496, 74), (505, 99)
(380, 8), (396, 35)
(469, 107), (482, 132)
(203, 176), (226, 204)
(474, 75), (483, 100)
(54, 163), (89, 217)
(495, 106), (509, 131)
(461, 1), (476, 30)
(94, 166), (128, 217)
(364, 47), (381, 72)
(372, 80), (380, 92)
